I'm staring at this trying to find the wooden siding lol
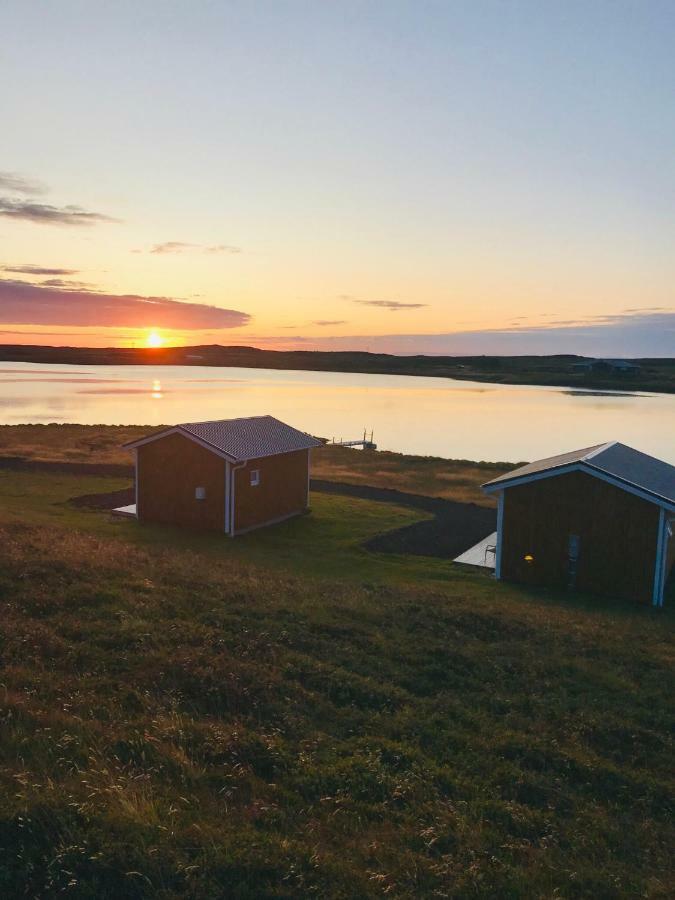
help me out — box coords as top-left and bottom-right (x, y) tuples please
(500, 471), (660, 603)
(137, 432), (226, 531)
(233, 449), (308, 534)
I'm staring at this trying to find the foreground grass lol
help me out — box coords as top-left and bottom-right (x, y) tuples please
(0, 469), (673, 897)
(0, 470), (448, 587)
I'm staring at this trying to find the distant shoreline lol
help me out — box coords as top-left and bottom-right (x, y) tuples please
(1, 343), (674, 394)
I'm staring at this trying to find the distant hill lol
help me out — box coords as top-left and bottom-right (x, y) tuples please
(1, 343), (673, 393)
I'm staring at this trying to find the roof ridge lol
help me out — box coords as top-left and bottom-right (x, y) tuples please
(174, 424), (237, 459)
(583, 440), (618, 461)
(179, 414), (274, 427)
(519, 442), (606, 467)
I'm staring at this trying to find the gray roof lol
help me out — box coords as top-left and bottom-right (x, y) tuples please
(483, 441), (675, 507)
(180, 416), (323, 461)
(127, 415), (323, 461)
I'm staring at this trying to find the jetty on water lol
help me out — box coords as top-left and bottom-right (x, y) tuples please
(331, 430), (377, 450)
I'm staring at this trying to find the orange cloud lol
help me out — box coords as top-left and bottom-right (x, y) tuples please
(0, 278), (250, 330)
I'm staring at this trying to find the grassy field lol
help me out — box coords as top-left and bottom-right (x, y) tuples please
(0, 434), (673, 897)
(0, 424), (510, 506)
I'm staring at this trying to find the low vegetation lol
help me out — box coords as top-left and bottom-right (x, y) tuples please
(0, 430), (673, 897)
(0, 424), (147, 466)
(0, 425), (511, 505)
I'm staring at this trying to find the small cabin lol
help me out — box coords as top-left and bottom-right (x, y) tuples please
(124, 415), (323, 535)
(482, 441), (675, 606)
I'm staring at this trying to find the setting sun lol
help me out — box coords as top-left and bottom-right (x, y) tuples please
(146, 331), (163, 348)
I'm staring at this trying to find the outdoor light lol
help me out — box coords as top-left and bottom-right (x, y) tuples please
(524, 554), (534, 563)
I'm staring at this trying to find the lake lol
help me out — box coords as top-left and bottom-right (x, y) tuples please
(1, 361), (674, 464)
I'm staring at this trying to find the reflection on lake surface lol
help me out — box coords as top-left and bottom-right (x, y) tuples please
(1, 361), (674, 464)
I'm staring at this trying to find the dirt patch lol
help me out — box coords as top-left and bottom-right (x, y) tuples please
(70, 487), (135, 510)
(311, 480), (496, 559)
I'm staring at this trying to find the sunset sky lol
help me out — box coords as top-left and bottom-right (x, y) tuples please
(1, 1), (673, 355)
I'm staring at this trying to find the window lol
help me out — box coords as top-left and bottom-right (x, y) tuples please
(195, 486), (206, 500)
(250, 469), (260, 487)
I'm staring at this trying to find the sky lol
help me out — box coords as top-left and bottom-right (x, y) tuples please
(0, 0), (673, 356)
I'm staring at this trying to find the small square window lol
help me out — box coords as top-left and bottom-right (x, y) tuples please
(195, 486), (206, 500)
(250, 469), (260, 486)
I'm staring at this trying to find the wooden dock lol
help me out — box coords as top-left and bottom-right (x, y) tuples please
(331, 430), (377, 450)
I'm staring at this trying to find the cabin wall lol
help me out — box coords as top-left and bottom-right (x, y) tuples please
(137, 432), (226, 531)
(233, 449), (308, 533)
(500, 471), (660, 603)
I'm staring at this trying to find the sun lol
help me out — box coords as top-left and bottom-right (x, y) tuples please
(146, 330), (164, 348)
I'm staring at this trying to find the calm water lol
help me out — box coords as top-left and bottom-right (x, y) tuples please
(1, 362), (674, 464)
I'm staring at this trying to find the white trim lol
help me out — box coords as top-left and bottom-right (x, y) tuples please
(125, 426), (238, 462)
(583, 463), (675, 512)
(483, 463), (581, 494)
(240, 443), (322, 462)
(483, 461), (675, 512)
(584, 440), (618, 461)
(652, 508), (667, 607)
(495, 490), (504, 580)
(124, 426), (180, 450)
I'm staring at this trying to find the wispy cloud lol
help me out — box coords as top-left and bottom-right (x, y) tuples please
(0, 278), (250, 330)
(313, 319), (347, 326)
(1, 264), (81, 276)
(0, 171), (47, 195)
(205, 244), (241, 254)
(0, 171), (117, 227)
(150, 242), (196, 254)
(148, 241), (241, 255)
(40, 278), (94, 289)
(0, 198), (117, 226)
(245, 310), (675, 357)
(352, 299), (428, 311)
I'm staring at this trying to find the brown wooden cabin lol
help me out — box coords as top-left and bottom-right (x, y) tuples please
(124, 416), (323, 535)
(482, 441), (675, 606)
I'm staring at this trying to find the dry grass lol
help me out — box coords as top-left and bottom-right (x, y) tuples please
(0, 423), (150, 465)
(0, 425), (518, 505)
(312, 445), (515, 506)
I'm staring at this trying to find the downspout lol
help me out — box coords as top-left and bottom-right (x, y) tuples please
(229, 460), (247, 537)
